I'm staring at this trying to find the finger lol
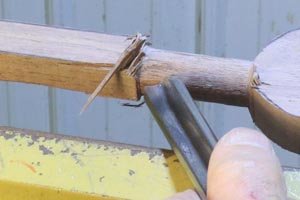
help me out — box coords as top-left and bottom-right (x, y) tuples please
(165, 189), (201, 200)
(207, 127), (287, 200)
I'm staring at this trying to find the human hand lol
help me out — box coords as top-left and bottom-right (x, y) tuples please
(166, 127), (287, 200)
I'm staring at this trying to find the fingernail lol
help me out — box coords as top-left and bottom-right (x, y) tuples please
(221, 128), (272, 151)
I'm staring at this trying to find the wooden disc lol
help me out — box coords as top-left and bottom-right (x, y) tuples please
(250, 29), (300, 153)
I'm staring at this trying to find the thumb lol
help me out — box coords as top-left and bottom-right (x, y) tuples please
(207, 127), (286, 200)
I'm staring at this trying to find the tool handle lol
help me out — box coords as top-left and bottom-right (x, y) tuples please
(145, 77), (218, 199)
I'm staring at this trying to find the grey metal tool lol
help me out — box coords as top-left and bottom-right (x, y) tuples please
(144, 77), (217, 199)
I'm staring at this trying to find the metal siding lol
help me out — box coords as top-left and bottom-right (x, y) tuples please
(151, 0), (198, 53)
(199, 0), (258, 139)
(0, 1), (7, 126)
(150, 0), (200, 148)
(0, 82), (9, 125)
(0, 0), (50, 131)
(50, 0), (108, 140)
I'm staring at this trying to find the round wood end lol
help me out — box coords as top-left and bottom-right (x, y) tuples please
(249, 29), (300, 153)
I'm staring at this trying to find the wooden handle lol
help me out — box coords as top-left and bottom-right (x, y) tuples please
(0, 20), (253, 107)
(138, 47), (253, 106)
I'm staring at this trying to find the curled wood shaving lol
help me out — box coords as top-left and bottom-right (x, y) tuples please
(127, 50), (145, 76)
(251, 72), (261, 89)
(80, 33), (147, 114)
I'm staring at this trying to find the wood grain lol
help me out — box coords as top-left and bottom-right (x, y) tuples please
(0, 21), (138, 100)
(138, 47), (253, 106)
(0, 21), (253, 106)
(81, 33), (147, 113)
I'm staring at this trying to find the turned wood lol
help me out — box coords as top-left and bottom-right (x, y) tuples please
(138, 47), (253, 106)
(0, 21), (299, 153)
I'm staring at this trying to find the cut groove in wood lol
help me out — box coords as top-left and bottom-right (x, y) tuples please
(80, 33), (147, 114)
